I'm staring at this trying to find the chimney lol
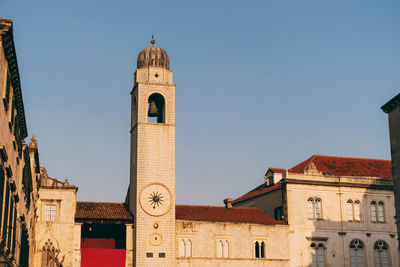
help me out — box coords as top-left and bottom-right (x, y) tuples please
(223, 198), (233, 209)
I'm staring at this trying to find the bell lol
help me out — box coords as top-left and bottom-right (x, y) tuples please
(148, 100), (158, 117)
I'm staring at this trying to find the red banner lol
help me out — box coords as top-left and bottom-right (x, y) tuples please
(81, 248), (126, 267)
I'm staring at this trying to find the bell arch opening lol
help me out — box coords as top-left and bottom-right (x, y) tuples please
(147, 93), (165, 123)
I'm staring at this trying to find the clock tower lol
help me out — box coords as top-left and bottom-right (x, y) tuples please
(128, 38), (176, 266)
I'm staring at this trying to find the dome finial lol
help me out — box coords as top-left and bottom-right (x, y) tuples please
(151, 35), (155, 46)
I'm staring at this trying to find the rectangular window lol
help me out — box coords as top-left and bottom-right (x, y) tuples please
(158, 253), (165, 258)
(146, 252), (153, 258)
(2, 182), (10, 241)
(45, 205), (56, 221)
(4, 71), (11, 109)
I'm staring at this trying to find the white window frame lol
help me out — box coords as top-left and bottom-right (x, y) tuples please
(310, 242), (326, 267)
(349, 239), (365, 267)
(347, 199), (361, 222)
(216, 239), (230, 258)
(371, 201), (386, 223)
(377, 202), (385, 223)
(45, 205), (56, 222)
(178, 238), (192, 258)
(374, 240), (390, 267)
(307, 197), (323, 220)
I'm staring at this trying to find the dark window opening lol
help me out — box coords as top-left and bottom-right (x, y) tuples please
(260, 242), (265, 258)
(274, 206), (283, 220)
(159, 253), (165, 258)
(146, 252), (153, 258)
(3, 182), (10, 243)
(147, 93), (165, 123)
(81, 223), (126, 249)
(255, 241), (260, 258)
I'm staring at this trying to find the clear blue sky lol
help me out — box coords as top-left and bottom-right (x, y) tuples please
(2, 1), (400, 205)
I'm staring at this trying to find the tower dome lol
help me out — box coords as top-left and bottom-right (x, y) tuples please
(137, 37), (169, 70)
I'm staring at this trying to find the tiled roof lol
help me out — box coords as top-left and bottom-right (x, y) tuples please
(269, 168), (286, 173)
(233, 181), (283, 203)
(176, 205), (285, 225)
(289, 155), (391, 178)
(0, 18), (13, 23)
(75, 202), (133, 222)
(234, 155), (391, 203)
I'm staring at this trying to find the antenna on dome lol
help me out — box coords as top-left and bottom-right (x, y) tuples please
(151, 35), (155, 46)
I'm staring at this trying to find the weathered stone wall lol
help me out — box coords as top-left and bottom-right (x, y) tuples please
(33, 182), (80, 267)
(176, 220), (290, 267)
(129, 66), (176, 266)
(387, 103), (400, 252)
(0, 24), (38, 266)
(286, 181), (398, 267)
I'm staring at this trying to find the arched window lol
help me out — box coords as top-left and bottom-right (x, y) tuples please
(217, 240), (223, 258)
(41, 239), (57, 267)
(254, 240), (265, 258)
(371, 201), (378, 222)
(310, 242), (325, 267)
(347, 200), (361, 221)
(178, 239), (185, 257)
(354, 200), (361, 221)
(315, 198), (322, 219)
(307, 197), (323, 220)
(374, 240), (390, 267)
(377, 202), (385, 223)
(185, 239), (192, 258)
(223, 240), (229, 258)
(308, 198), (315, 219)
(347, 200), (354, 220)
(260, 241), (265, 258)
(147, 93), (165, 123)
(178, 238), (192, 258)
(349, 239), (365, 267)
(255, 241), (260, 258)
(217, 239), (229, 258)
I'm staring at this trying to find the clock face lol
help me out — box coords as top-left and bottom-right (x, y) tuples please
(140, 183), (171, 216)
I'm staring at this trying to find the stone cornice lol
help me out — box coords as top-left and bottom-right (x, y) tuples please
(381, 93), (400, 113)
(1, 20), (28, 138)
(284, 176), (393, 191)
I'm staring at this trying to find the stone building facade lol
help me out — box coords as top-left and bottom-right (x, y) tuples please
(234, 155), (399, 267)
(382, 94), (400, 253)
(0, 18), (40, 267)
(1, 18), (399, 267)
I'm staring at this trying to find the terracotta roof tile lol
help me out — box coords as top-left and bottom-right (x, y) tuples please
(234, 155), (391, 203)
(233, 181), (283, 203)
(269, 168), (286, 173)
(75, 202), (133, 221)
(0, 18), (13, 23)
(176, 205), (285, 225)
(289, 155), (391, 178)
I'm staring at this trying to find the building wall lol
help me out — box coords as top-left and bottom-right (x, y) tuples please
(386, 100), (400, 252)
(32, 173), (80, 267)
(128, 66), (176, 266)
(176, 220), (290, 267)
(286, 180), (398, 267)
(0, 20), (38, 267)
(234, 188), (283, 220)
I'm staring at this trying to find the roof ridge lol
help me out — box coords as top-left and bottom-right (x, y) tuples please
(77, 201), (125, 205)
(176, 204), (262, 210)
(312, 154), (390, 161)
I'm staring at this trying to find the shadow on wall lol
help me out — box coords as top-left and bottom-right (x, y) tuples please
(306, 183), (397, 267)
